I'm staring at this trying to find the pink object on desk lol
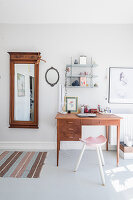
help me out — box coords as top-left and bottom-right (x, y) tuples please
(84, 106), (89, 113)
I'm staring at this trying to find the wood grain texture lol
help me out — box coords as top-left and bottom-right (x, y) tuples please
(120, 142), (133, 153)
(106, 126), (109, 151)
(117, 123), (120, 166)
(8, 52), (40, 129)
(57, 120), (60, 166)
(60, 120), (81, 141)
(8, 52), (40, 61)
(56, 113), (122, 167)
(56, 113), (122, 120)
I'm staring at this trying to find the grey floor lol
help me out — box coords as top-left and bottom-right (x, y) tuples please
(0, 150), (133, 200)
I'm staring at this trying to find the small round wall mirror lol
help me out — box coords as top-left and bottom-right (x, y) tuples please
(45, 67), (60, 87)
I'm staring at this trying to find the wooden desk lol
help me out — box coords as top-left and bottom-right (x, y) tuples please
(56, 113), (122, 167)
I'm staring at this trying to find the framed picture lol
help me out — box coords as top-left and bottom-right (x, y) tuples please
(109, 67), (133, 104)
(80, 56), (87, 64)
(65, 96), (78, 113)
(17, 73), (25, 97)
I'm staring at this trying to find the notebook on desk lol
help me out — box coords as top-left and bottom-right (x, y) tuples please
(77, 113), (96, 117)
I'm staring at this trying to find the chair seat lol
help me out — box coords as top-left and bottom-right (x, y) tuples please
(75, 134), (106, 185)
(80, 135), (107, 146)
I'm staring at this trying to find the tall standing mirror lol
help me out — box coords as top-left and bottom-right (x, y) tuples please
(9, 52), (40, 128)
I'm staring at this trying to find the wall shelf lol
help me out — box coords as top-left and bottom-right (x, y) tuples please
(66, 86), (98, 88)
(65, 60), (98, 93)
(66, 75), (98, 78)
(66, 64), (98, 68)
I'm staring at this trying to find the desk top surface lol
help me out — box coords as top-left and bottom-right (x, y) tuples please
(56, 113), (122, 120)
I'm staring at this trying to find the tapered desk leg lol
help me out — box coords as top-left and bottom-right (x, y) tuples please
(57, 140), (60, 166)
(57, 120), (60, 166)
(106, 126), (109, 151)
(117, 123), (120, 167)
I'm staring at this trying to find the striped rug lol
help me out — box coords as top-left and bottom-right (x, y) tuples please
(0, 151), (47, 178)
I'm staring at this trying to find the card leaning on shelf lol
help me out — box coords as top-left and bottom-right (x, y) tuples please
(80, 56), (87, 64)
(64, 96), (78, 113)
(80, 77), (86, 86)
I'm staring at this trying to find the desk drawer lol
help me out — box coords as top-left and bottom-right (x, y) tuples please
(81, 119), (102, 125)
(60, 120), (81, 141)
(60, 119), (80, 126)
(81, 119), (119, 126)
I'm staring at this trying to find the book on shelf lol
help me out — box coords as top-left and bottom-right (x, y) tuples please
(80, 77), (86, 87)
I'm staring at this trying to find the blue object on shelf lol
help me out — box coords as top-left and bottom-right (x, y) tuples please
(74, 59), (78, 64)
(72, 80), (80, 86)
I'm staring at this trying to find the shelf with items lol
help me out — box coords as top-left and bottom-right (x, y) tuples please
(66, 64), (98, 68)
(65, 65), (98, 89)
(66, 75), (98, 78)
(66, 85), (98, 88)
(64, 56), (99, 95)
(65, 76), (98, 88)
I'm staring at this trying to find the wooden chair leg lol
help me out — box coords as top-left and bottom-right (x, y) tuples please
(74, 144), (86, 172)
(99, 146), (105, 166)
(96, 145), (105, 186)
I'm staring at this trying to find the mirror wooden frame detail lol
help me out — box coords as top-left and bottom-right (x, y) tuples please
(8, 52), (40, 129)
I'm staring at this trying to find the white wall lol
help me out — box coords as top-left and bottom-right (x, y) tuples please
(0, 0), (133, 24)
(0, 24), (133, 148)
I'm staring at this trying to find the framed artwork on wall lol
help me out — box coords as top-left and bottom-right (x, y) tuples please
(65, 96), (78, 113)
(109, 67), (133, 104)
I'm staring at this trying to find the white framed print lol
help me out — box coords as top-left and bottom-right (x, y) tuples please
(79, 56), (87, 64)
(65, 96), (78, 113)
(109, 67), (133, 104)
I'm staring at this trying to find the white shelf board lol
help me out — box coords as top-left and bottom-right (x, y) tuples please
(66, 75), (98, 78)
(66, 86), (98, 88)
(66, 64), (98, 68)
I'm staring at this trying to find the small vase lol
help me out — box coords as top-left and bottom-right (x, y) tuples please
(74, 59), (78, 64)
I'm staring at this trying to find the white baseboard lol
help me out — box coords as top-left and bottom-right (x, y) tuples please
(0, 141), (116, 151)
(0, 141), (56, 150)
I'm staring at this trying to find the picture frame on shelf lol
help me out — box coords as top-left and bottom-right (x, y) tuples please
(64, 96), (78, 113)
(80, 56), (87, 64)
(109, 67), (133, 104)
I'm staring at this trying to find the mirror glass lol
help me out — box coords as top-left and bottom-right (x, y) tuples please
(45, 67), (59, 87)
(14, 64), (35, 121)
(46, 69), (58, 84)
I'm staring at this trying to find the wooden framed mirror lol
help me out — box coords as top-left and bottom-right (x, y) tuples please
(8, 52), (40, 128)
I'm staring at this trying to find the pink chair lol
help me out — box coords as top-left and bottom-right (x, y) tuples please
(74, 135), (107, 186)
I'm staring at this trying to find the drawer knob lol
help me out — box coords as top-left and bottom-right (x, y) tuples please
(68, 128), (74, 131)
(68, 122), (73, 124)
